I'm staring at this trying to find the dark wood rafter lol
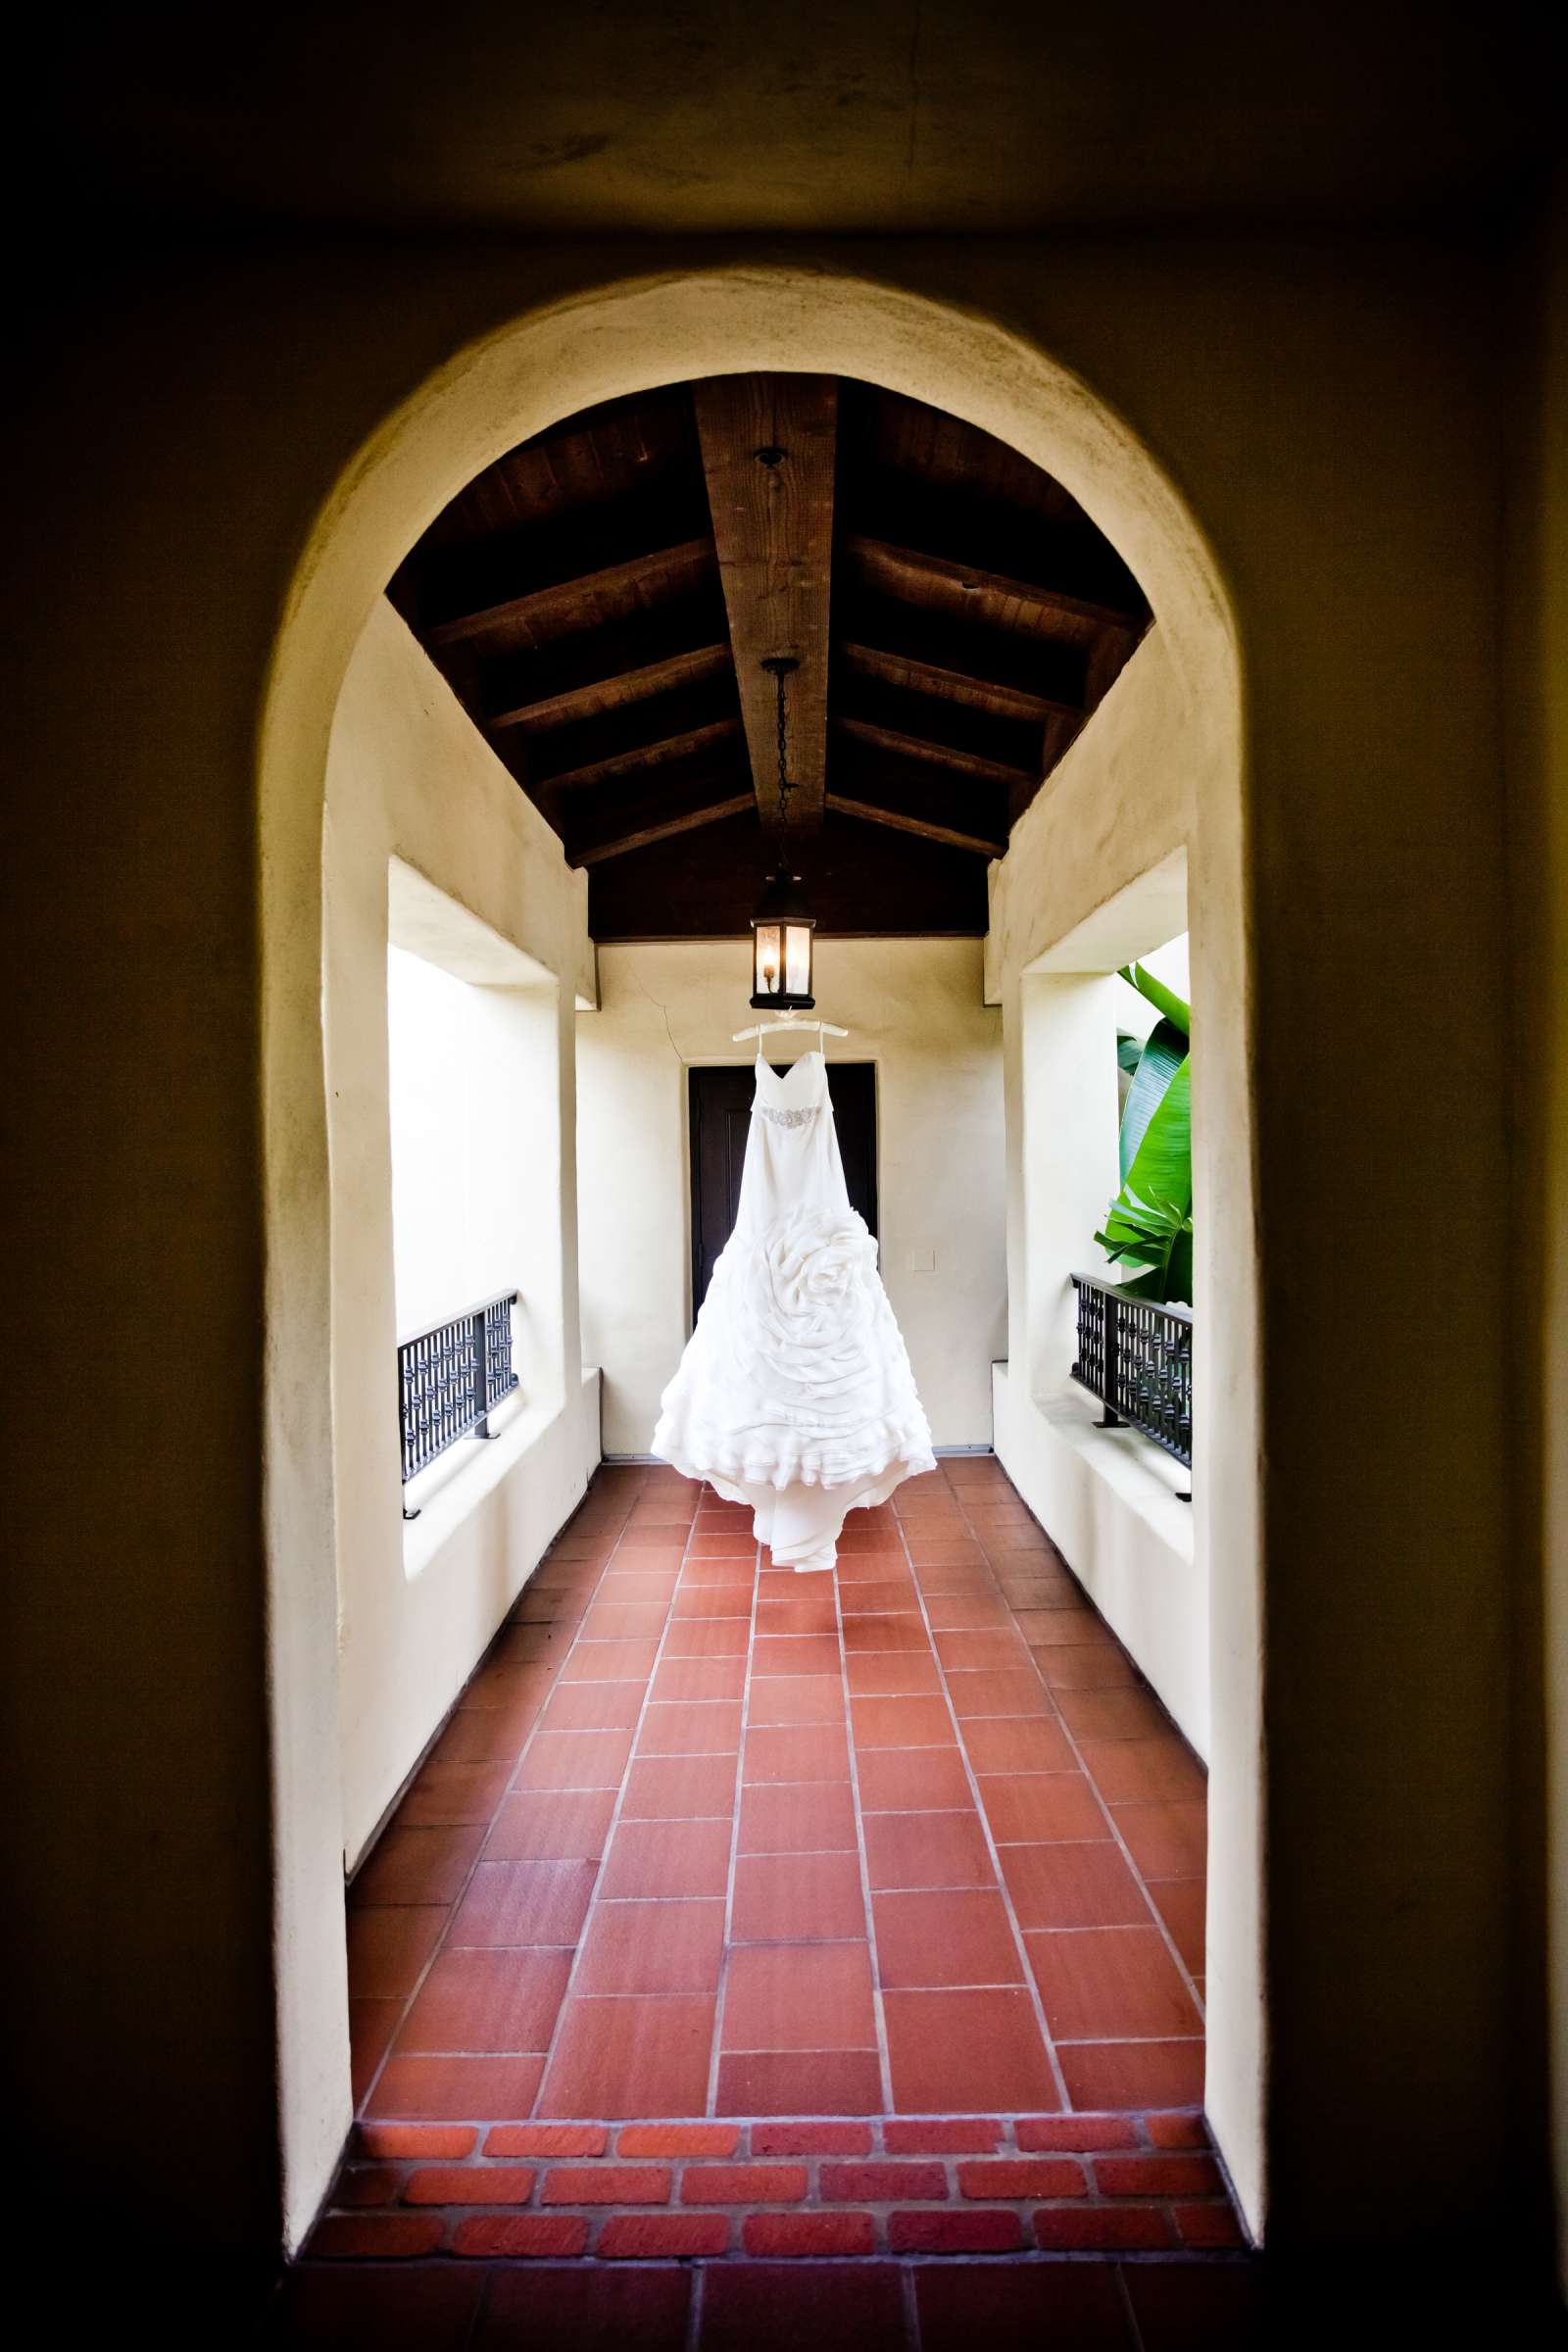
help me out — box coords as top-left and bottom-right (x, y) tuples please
(427, 532), (716, 648)
(693, 374), (838, 836)
(393, 376), (1152, 941)
(844, 532), (1142, 638)
(851, 467), (1144, 612)
(839, 639), (1078, 725)
(487, 599), (732, 730)
(836, 607), (1085, 722)
(833, 672), (1042, 784)
(543, 718), (742, 794)
(569, 791), (756, 867)
(823, 791), (1007, 858)
(835, 714), (1032, 789)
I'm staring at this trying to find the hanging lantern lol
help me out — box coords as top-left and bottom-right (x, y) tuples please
(749, 651), (815, 1007)
(750, 858), (816, 1009)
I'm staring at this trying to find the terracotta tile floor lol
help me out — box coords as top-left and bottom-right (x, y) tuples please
(282, 1457), (1248, 2340)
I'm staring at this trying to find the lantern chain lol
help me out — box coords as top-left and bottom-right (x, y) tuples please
(761, 656), (799, 837)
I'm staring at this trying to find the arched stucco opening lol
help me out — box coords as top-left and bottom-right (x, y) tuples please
(258, 265), (1255, 2249)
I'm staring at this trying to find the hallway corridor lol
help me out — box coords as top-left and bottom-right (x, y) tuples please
(273, 1458), (1249, 2339)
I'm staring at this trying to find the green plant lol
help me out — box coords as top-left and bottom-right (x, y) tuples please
(1095, 963), (1193, 1304)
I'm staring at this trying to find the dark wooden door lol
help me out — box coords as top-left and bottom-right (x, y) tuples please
(688, 1063), (878, 1317)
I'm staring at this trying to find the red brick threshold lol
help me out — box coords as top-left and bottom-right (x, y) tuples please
(313, 2109), (1244, 2263)
(270, 2249), (1265, 2351)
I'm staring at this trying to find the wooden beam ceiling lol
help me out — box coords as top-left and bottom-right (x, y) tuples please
(693, 374), (838, 836)
(393, 376), (1152, 942)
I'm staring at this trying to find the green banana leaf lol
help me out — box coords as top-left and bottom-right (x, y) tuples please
(1116, 1029), (1144, 1076)
(1119, 1016), (1187, 1180)
(1096, 1052), (1194, 1304)
(1118, 961), (1190, 1037)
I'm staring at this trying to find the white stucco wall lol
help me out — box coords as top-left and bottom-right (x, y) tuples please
(386, 944), (534, 1337)
(324, 601), (599, 1869)
(987, 635), (1215, 1756)
(577, 937), (1005, 1457)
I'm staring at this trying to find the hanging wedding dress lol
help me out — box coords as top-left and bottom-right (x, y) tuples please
(652, 1046), (935, 1571)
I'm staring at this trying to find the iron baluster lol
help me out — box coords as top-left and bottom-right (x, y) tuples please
(397, 1290), (520, 1519)
(1070, 1272), (1192, 1483)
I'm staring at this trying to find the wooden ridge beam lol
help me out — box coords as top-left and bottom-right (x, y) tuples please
(824, 790), (1006, 858)
(694, 374), (838, 835)
(569, 791), (756, 867)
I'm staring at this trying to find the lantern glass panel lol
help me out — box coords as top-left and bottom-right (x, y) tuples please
(754, 922), (783, 998)
(784, 922), (811, 1000)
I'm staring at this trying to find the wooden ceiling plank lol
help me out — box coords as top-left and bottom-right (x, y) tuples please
(835, 711), (1034, 788)
(693, 374), (838, 835)
(570, 792), (757, 866)
(823, 790), (1005, 858)
(427, 533), (715, 649)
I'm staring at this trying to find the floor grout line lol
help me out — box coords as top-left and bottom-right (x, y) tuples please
(899, 1485), (1074, 2118)
(527, 1485), (710, 2117)
(836, 1512), (898, 2116)
(970, 1488), (1209, 2031)
(351, 1488), (642, 2117)
(705, 1507), (761, 2118)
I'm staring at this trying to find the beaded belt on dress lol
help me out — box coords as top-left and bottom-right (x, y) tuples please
(755, 1102), (819, 1129)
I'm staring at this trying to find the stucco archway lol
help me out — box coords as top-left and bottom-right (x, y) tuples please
(259, 265), (1255, 2246)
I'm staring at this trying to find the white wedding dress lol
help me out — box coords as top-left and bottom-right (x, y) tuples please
(652, 1048), (935, 1571)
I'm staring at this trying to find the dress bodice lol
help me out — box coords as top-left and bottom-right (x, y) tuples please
(754, 1048), (829, 1126)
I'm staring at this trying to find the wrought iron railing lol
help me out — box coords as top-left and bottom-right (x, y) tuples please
(398, 1291), (519, 1514)
(1071, 1272), (1193, 1475)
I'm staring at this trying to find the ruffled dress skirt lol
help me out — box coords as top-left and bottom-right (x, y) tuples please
(652, 1051), (935, 1571)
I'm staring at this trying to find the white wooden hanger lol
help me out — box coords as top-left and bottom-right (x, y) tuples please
(731, 1010), (850, 1043)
